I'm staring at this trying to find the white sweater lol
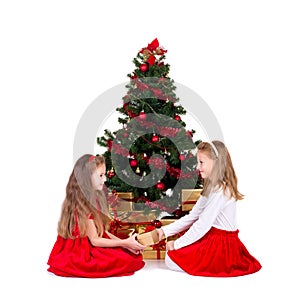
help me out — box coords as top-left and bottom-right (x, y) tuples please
(162, 189), (238, 249)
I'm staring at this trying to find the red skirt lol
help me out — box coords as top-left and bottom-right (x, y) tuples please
(167, 227), (261, 277)
(47, 233), (145, 278)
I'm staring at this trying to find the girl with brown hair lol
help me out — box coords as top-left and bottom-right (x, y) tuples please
(47, 154), (145, 278)
(157, 141), (262, 277)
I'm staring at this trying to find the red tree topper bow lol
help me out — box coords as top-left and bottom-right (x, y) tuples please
(139, 38), (167, 66)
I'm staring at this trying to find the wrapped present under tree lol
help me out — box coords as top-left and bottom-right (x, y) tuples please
(181, 189), (202, 211)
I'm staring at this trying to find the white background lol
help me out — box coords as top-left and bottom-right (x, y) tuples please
(1, 1), (299, 299)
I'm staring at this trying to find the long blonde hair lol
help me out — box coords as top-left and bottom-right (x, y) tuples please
(197, 141), (244, 200)
(57, 154), (111, 239)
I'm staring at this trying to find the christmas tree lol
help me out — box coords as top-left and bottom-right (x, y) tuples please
(97, 38), (202, 217)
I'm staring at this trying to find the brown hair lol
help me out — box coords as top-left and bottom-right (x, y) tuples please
(197, 141), (244, 200)
(57, 154), (111, 239)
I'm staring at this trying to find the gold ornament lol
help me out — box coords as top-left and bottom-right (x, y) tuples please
(136, 167), (140, 174)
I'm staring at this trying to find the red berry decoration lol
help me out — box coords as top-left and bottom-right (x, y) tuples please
(151, 134), (159, 142)
(139, 63), (148, 72)
(130, 159), (138, 167)
(156, 182), (165, 190)
(174, 115), (181, 121)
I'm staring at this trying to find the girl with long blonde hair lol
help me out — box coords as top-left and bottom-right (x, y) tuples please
(47, 154), (145, 278)
(157, 141), (261, 277)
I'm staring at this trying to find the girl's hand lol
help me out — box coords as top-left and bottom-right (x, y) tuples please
(166, 240), (175, 251)
(123, 233), (146, 253)
(156, 228), (165, 241)
(125, 247), (143, 255)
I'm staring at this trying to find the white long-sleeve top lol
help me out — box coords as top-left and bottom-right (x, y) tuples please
(162, 189), (238, 249)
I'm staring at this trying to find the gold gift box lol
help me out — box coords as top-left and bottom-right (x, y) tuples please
(114, 192), (134, 199)
(109, 214), (157, 239)
(107, 192), (134, 200)
(122, 211), (157, 223)
(108, 192), (134, 211)
(181, 189), (202, 211)
(160, 218), (178, 226)
(142, 247), (166, 259)
(137, 229), (159, 246)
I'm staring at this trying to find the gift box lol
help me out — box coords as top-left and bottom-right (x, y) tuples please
(138, 217), (189, 259)
(114, 192), (134, 199)
(109, 218), (156, 239)
(109, 220), (136, 239)
(108, 192), (134, 212)
(114, 228), (135, 239)
(142, 247), (166, 259)
(123, 210), (157, 223)
(110, 217), (183, 259)
(181, 189), (202, 211)
(135, 224), (166, 259)
(137, 229), (159, 246)
(160, 218), (178, 226)
(160, 217), (188, 242)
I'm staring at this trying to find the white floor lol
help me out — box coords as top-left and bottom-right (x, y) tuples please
(3, 247), (298, 300)
(38, 259), (272, 300)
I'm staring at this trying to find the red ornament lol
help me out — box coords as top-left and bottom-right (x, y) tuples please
(173, 208), (183, 218)
(174, 115), (181, 121)
(156, 182), (165, 190)
(138, 111), (147, 120)
(179, 154), (185, 161)
(107, 170), (115, 178)
(152, 219), (162, 228)
(130, 159), (138, 167)
(151, 134), (159, 142)
(139, 63), (148, 72)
